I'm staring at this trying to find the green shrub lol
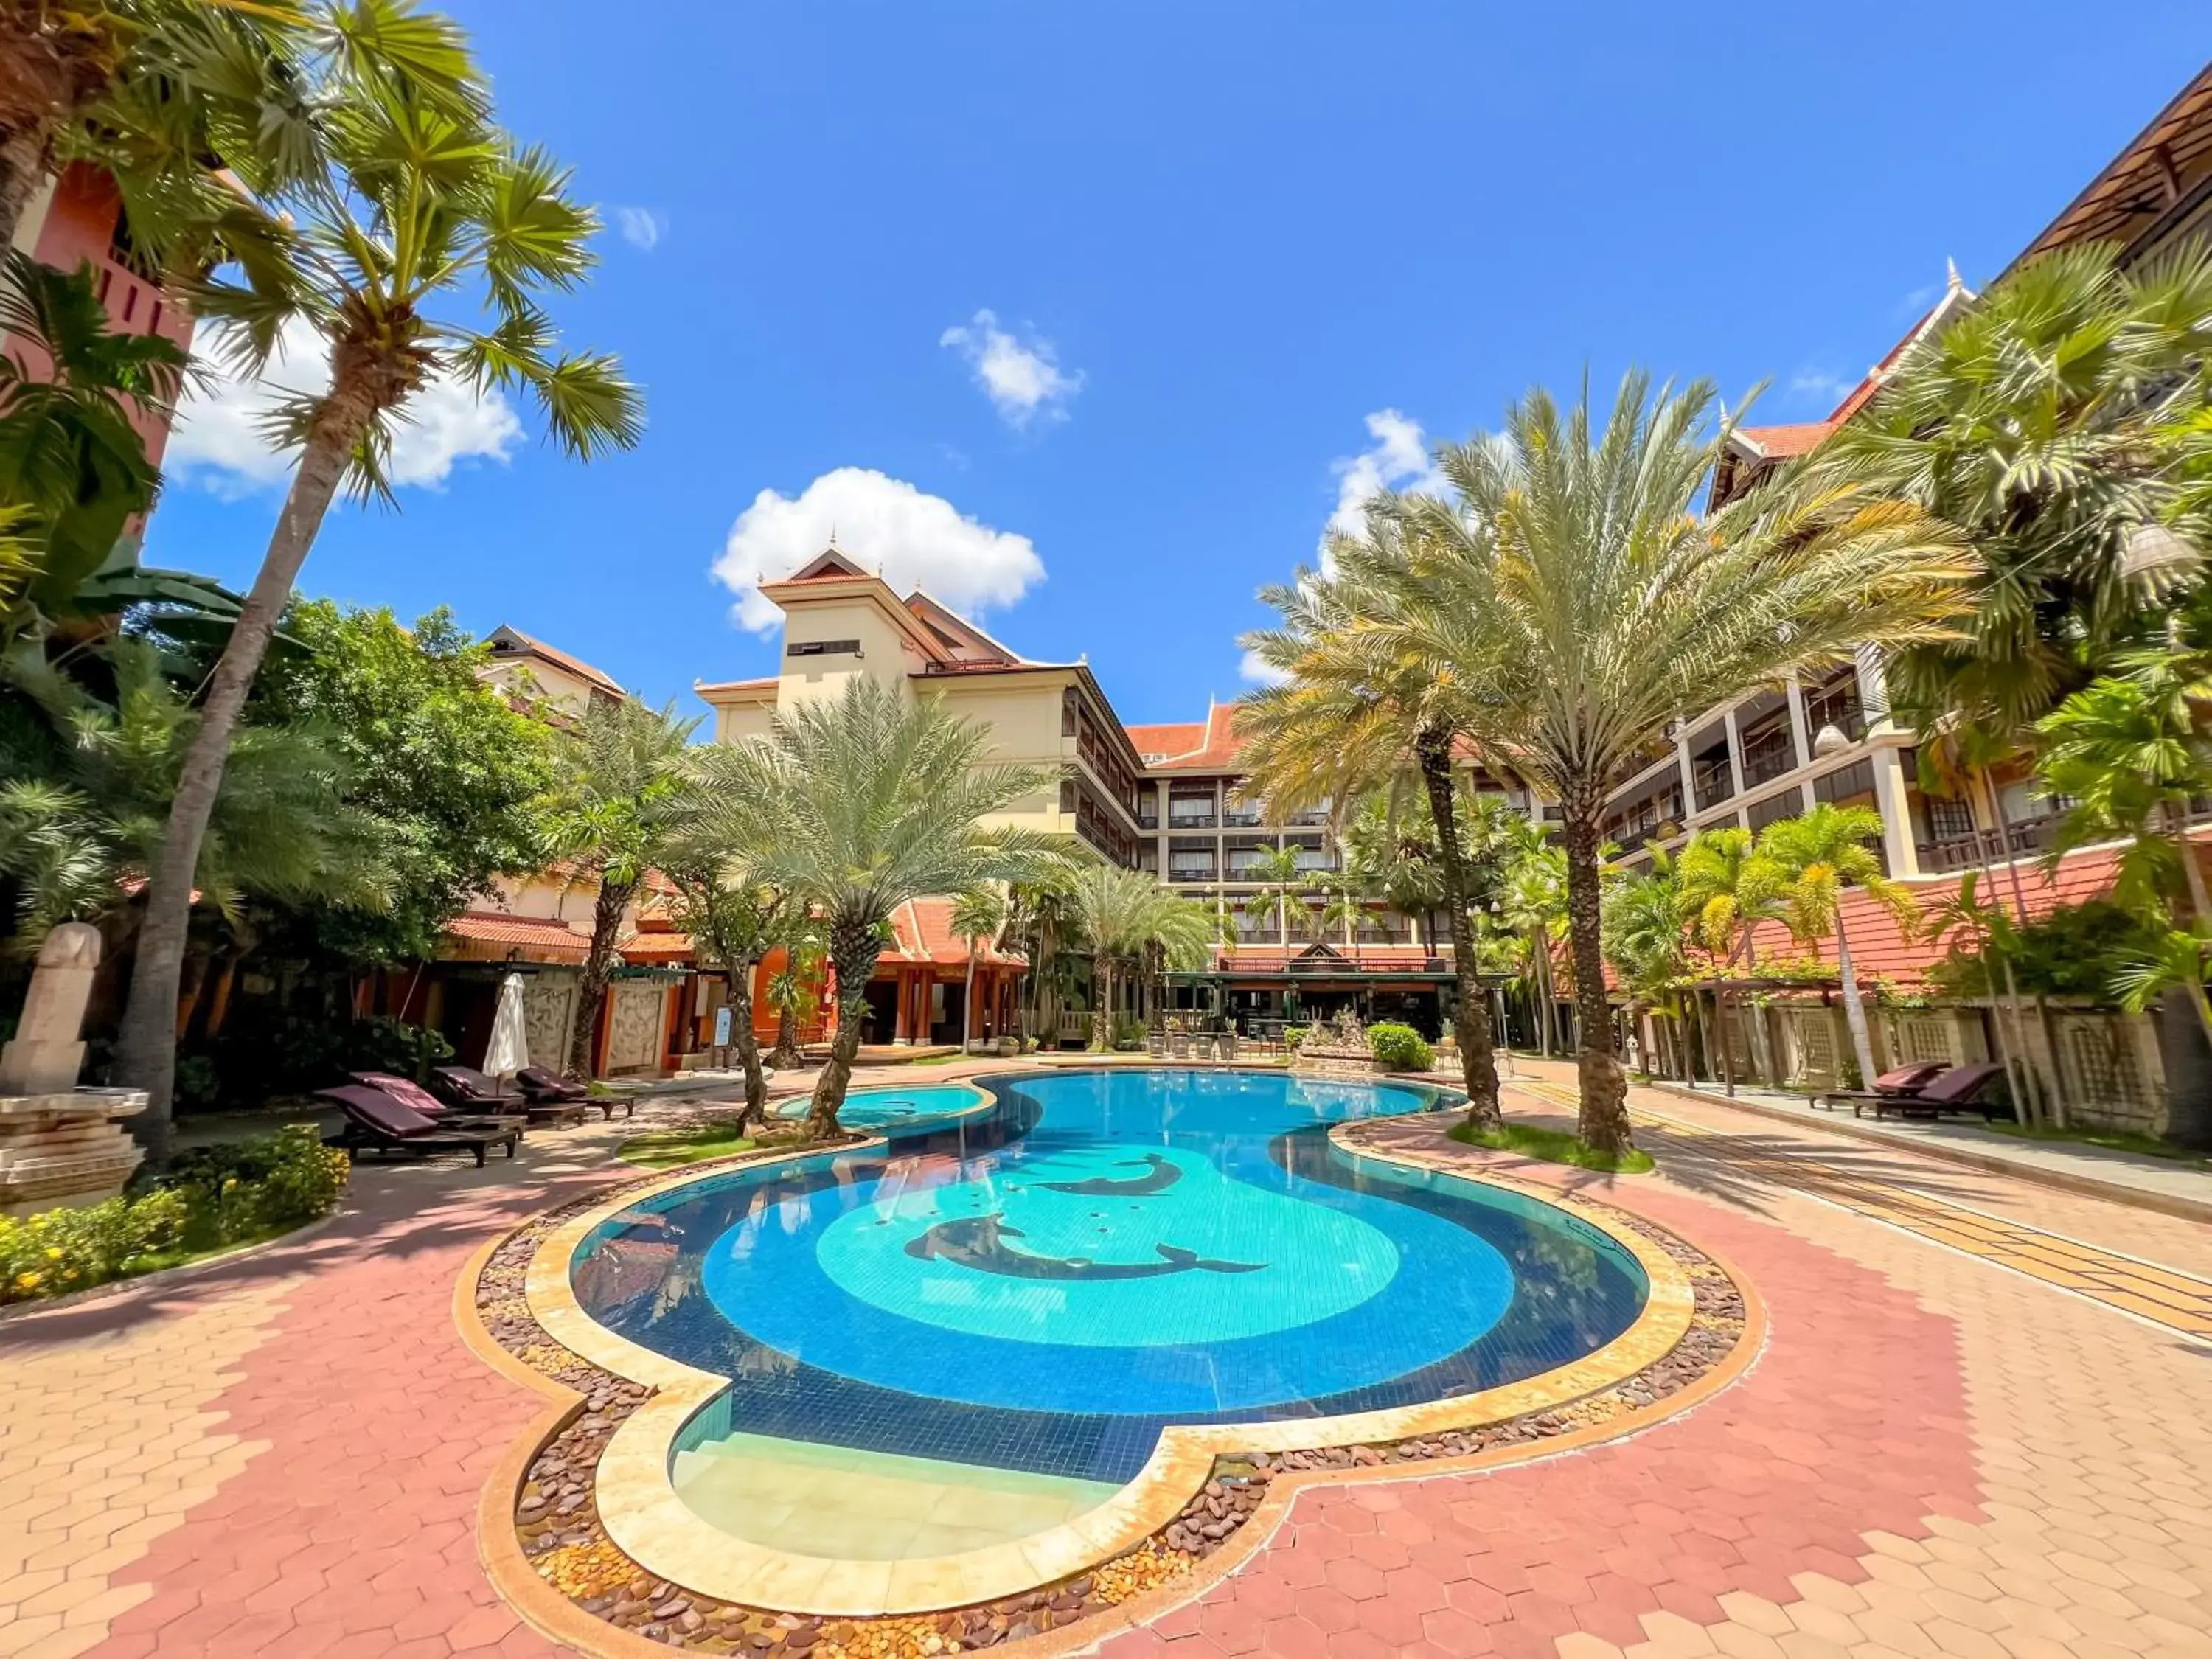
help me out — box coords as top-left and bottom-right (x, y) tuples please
(1368, 1023), (1433, 1071)
(162, 1127), (351, 1243)
(1282, 1025), (1309, 1051)
(0, 1127), (349, 1307)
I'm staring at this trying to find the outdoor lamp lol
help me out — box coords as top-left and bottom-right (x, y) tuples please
(2120, 522), (2199, 582)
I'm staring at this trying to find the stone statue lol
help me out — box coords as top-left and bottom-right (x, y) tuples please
(0, 922), (102, 1096)
(1, 923), (148, 1215)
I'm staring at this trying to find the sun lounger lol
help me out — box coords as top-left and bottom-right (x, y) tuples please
(435, 1064), (585, 1129)
(1812, 1062), (1945, 1111)
(516, 1065), (636, 1121)
(1820, 1061), (2008, 1121)
(320, 1085), (521, 1166)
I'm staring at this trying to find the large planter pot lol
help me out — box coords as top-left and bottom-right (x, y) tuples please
(1292, 1045), (1385, 1077)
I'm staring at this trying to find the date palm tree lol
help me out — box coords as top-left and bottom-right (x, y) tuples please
(691, 678), (1061, 1136)
(1756, 803), (1919, 1093)
(1240, 540), (1506, 1128)
(1068, 861), (1209, 1048)
(540, 698), (698, 1081)
(113, 10), (641, 1147)
(1376, 373), (1971, 1153)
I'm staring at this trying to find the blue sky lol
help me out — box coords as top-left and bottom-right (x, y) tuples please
(147, 4), (2211, 727)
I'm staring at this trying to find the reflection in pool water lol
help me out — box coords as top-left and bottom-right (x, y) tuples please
(574, 1068), (1646, 1485)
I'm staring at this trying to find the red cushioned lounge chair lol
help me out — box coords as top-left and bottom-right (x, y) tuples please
(352, 1071), (525, 1133)
(1822, 1061), (2008, 1121)
(320, 1084), (521, 1166)
(515, 1065), (634, 1121)
(1812, 1062), (1946, 1112)
(435, 1065), (585, 1128)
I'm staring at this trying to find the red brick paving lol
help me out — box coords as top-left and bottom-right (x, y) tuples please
(1091, 1178), (1983, 1659)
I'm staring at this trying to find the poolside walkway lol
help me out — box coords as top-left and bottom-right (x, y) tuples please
(1, 1058), (2208, 1659)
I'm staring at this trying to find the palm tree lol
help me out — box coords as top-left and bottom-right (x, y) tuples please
(1675, 827), (1784, 1093)
(0, 251), (184, 634)
(950, 888), (1006, 1053)
(1813, 244), (2212, 740)
(1240, 546), (1506, 1127)
(1237, 843), (1308, 950)
(540, 698), (698, 1080)
(1067, 862), (1209, 1048)
(764, 934), (821, 1069)
(112, 7), (641, 1144)
(2037, 660), (2212, 923)
(1601, 848), (1687, 1080)
(1004, 869), (1078, 1049)
(1499, 832), (1567, 1058)
(1376, 374), (1970, 1153)
(1919, 871), (2035, 1121)
(1756, 804), (1919, 1093)
(686, 678), (1060, 1136)
(1317, 887), (1367, 961)
(0, 0), (330, 258)
(654, 855), (786, 1126)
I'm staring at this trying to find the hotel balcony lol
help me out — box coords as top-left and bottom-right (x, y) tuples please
(1690, 751), (1733, 813)
(1915, 813), (2063, 874)
(1739, 731), (1796, 790)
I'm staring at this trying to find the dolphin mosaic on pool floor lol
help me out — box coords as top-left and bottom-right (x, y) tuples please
(467, 1106), (1747, 1655)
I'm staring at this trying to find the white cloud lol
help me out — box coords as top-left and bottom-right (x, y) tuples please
(713, 467), (1046, 634)
(166, 317), (523, 498)
(1786, 367), (1851, 411)
(1239, 648), (1289, 686)
(1319, 408), (1446, 564)
(939, 309), (1082, 428)
(612, 206), (664, 251)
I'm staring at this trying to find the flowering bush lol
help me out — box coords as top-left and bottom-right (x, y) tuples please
(1368, 1023), (1435, 1071)
(0, 1127), (349, 1307)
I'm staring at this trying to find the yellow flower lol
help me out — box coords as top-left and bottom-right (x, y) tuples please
(45, 1246), (63, 1261)
(13, 1272), (41, 1291)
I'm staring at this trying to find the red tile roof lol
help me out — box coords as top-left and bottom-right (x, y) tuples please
(490, 627), (624, 696)
(1133, 705), (1248, 772)
(444, 911), (592, 963)
(619, 931), (697, 964)
(1733, 421), (1837, 459)
(879, 897), (1027, 967)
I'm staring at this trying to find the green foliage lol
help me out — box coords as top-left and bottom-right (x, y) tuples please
(1281, 1024), (1309, 1050)
(543, 695), (700, 892)
(618, 1119), (759, 1169)
(181, 1012), (451, 1110)
(0, 636), (392, 939)
(0, 254), (185, 638)
(160, 1127), (350, 1242)
(249, 601), (556, 961)
(1368, 1022), (1433, 1070)
(1111, 1017), (1149, 1051)
(1816, 243), (2212, 733)
(1926, 899), (2165, 1001)
(0, 1127), (349, 1305)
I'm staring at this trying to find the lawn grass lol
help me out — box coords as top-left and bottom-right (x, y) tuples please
(1447, 1120), (1655, 1174)
(1979, 1119), (2210, 1166)
(617, 1120), (759, 1169)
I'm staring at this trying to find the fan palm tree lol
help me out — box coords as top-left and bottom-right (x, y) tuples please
(686, 678), (1061, 1135)
(1813, 243), (2212, 738)
(1374, 373), (1970, 1153)
(113, 5), (641, 1138)
(0, 0), (335, 258)
(539, 698), (698, 1080)
(950, 887), (1006, 1053)
(1756, 804), (1919, 1093)
(1240, 541), (1505, 1127)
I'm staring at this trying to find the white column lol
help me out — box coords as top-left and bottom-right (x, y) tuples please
(1784, 672), (1813, 770)
(1871, 748), (1919, 877)
(1722, 707), (1747, 797)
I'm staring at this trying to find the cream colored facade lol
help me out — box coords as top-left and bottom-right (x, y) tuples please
(479, 624), (627, 723)
(695, 552), (1146, 865)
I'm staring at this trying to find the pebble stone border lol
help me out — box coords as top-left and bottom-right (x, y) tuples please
(470, 1137), (1748, 1659)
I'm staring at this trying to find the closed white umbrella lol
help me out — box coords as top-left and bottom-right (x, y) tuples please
(483, 973), (530, 1079)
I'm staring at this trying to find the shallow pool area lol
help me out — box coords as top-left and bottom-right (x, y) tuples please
(568, 1068), (1651, 1568)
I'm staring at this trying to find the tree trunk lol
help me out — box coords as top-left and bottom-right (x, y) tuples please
(1091, 957), (1112, 1050)
(113, 400), (365, 1162)
(963, 950), (978, 1054)
(0, 123), (55, 258)
(1715, 985), (1737, 1097)
(564, 875), (636, 1081)
(807, 920), (879, 1138)
(2168, 800), (2211, 922)
(1979, 767), (2051, 1119)
(727, 961), (767, 1127)
(1833, 920), (1879, 1091)
(1562, 805), (1632, 1154)
(1416, 730), (1500, 1130)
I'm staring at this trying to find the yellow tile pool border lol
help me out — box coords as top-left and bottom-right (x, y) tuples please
(470, 1105), (1715, 1630)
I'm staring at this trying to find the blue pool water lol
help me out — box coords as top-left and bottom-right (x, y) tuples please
(574, 1069), (1646, 1484)
(771, 1082), (989, 1134)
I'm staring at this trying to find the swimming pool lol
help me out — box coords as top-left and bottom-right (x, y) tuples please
(769, 1080), (992, 1134)
(572, 1068), (1649, 1513)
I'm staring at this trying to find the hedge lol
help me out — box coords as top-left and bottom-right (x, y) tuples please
(1368, 1023), (1435, 1071)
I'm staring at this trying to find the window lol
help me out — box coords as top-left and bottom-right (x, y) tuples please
(1746, 790), (1801, 832)
(1924, 796), (1975, 841)
(786, 639), (860, 658)
(1812, 759), (1874, 805)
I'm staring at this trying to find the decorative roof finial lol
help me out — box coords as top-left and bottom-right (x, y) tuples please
(827, 524), (838, 548)
(1945, 257), (1964, 294)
